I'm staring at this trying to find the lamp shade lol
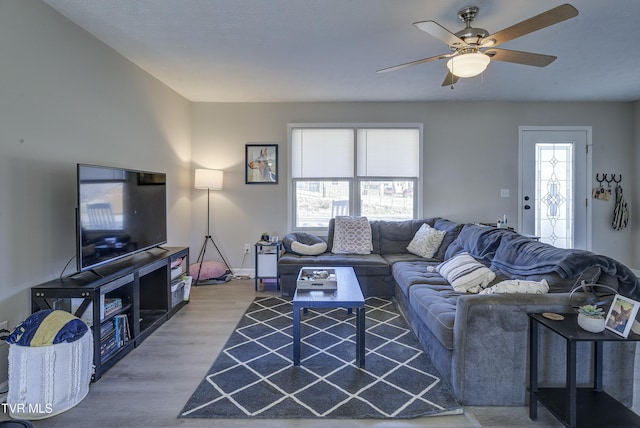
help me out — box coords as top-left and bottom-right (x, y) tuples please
(446, 53), (490, 78)
(195, 169), (223, 190)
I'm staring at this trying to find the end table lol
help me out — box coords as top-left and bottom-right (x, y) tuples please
(254, 241), (282, 291)
(528, 312), (640, 427)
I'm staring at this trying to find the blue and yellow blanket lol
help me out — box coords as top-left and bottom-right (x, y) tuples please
(6, 310), (88, 347)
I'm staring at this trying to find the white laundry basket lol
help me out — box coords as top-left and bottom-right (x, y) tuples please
(6, 310), (93, 420)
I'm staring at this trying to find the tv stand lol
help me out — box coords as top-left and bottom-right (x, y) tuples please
(31, 247), (189, 380)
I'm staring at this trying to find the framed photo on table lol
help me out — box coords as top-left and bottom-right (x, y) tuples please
(246, 144), (278, 184)
(605, 294), (640, 338)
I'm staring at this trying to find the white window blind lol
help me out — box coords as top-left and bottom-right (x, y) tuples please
(291, 129), (354, 178)
(356, 129), (419, 177)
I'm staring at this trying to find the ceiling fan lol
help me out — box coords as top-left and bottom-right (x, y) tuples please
(377, 3), (579, 87)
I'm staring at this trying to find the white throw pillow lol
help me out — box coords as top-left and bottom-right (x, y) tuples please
(438, 252), (495, 293)
(407, 223), (446, 258)
(331, 216), (373, 254)
(479, 279), (549, 295)
(291, 240), (327, 255)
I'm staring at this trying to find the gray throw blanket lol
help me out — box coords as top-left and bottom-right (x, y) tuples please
(491, 236), (640, 301)
(446, 224), (517, 262)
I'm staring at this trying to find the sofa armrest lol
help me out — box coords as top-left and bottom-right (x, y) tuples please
(451, 293), (634, 406)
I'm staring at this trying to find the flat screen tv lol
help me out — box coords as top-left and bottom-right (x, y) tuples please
(76, 164), (167, 272)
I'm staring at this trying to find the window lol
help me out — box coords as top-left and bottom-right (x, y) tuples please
(535, 142), (574, 248)
(289, 124), (421, 231)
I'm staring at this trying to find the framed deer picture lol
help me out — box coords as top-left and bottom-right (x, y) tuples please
(605, 294), (640, 338)
(246, 144), (278, 184)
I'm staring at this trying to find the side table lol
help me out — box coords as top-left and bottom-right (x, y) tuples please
(254, 241), (282, 291)
(528, 312), (640, 427)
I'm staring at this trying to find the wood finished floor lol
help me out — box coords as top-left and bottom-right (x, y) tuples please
(12, 280), (566, 427)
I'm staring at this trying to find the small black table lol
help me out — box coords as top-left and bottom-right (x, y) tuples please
(528, 312), (640, 428)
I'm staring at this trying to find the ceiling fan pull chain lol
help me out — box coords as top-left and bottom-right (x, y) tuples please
(450, 62), (455, 90)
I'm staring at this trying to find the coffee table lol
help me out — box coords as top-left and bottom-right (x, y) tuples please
(292, 266), (365, 367)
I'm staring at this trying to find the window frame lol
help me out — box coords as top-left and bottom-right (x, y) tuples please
(287, 123), (423, 233)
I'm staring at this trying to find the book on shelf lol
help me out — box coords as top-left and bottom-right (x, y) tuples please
(100, 320), (115, 337)
(115, 314), (131, 346)
(100, 333), (118, 361)
(99, 313), (131, 362)
(103, 297), (123, 318)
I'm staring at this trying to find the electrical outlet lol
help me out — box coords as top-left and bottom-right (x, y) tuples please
(244, 244), (251, 254)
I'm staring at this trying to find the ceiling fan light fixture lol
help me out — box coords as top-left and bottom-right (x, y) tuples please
(446, 52), (490, 78)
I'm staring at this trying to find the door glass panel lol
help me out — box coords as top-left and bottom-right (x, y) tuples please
(535, 143), (573, 248)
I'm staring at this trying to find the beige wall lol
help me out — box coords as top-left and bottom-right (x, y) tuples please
(0, 0), (638, 388)
(0, 0), (192, 382)
(191, 101), (636, 272)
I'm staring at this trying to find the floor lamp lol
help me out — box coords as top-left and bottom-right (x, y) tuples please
(194, 169), (232, 285)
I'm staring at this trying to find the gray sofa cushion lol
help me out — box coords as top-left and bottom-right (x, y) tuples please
(433, 218), (464, 261)
(278, 252), (390, 277)
(382, 253), (434, 265)
(325, 217), (463, 260)
(392, 260), (446, 297)
(409, 284), (460, 350)
(376, 219), (437, 254)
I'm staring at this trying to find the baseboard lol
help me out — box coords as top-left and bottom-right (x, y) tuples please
(232, 268), (254, 279)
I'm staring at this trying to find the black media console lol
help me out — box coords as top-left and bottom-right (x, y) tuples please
(31, 247), (189, 380)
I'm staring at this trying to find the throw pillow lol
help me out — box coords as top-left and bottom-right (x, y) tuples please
(438, 252), (496, 293)
(331, 216), (373, 254)
(479, 279), (549, 295)
(282, 232), (327, 255)
(189, 260), (227, 280)
(407, 223), (447, 258)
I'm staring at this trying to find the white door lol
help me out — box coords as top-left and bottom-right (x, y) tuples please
(519, 127), (592, 250)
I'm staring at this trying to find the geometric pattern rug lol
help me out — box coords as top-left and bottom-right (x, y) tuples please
(179, 296), (462, 419)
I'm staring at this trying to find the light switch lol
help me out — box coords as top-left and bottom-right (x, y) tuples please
(500, 189), (510, 198)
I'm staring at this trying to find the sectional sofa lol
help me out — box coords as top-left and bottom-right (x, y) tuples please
(277, 217), (639, 406)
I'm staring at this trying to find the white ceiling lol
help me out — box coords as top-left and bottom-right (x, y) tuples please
(43, 0), (640, 103)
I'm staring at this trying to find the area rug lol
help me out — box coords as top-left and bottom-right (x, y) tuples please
(179, 296), (462, 419)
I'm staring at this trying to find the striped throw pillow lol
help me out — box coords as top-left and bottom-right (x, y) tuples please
(438, 252), (495, 293)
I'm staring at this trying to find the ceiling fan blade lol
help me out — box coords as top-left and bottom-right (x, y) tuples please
(481, 3), (578, 47)
(414, 20), (465, 48)
(377, 53), (451, 73)
(441, 72), (459, 87)
(484, 48), (556, 67)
